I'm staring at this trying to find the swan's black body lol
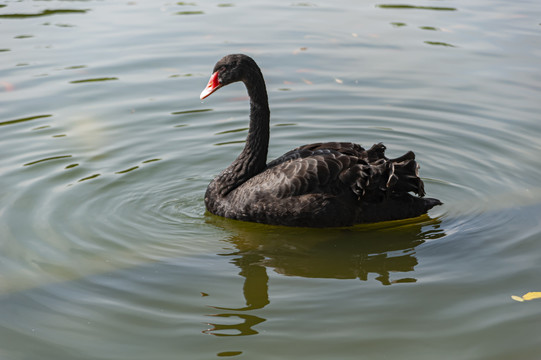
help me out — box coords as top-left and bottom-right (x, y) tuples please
(201, 54), (441, 227)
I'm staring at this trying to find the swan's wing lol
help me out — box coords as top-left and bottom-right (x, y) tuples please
(262, 143), (425, 200)
(262, 150), (356, 198)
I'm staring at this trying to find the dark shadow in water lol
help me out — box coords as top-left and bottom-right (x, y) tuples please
(203, 313), (266, 337)
(203, 252), (270, 336)
(204, 215), (445, 336)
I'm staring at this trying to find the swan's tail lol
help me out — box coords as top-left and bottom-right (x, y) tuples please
(343, 143), (443, 221)
(387, 151), (425, 197)
(354, 144), (440, 207)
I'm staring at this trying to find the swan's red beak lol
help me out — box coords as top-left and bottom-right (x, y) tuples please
(200, 71), (221, 100)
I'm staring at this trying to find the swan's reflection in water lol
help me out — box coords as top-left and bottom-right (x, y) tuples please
(204, 215), (445, 336)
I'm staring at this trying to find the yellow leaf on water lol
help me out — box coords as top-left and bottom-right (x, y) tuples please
(511, 295), (524, 302)
(522, 292), (541, 301)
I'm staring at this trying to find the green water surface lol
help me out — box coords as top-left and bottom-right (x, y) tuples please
(1, 0), (541, 359)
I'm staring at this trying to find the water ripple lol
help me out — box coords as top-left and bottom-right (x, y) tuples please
(376, 4), (457, 11)
(0, 114), (52, 127)
(69, 77), (118, 84)
(0, 9), (89, 19)
(24, 155), (72, 167)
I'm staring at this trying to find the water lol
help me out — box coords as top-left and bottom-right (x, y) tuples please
(1, 0), (540, 358)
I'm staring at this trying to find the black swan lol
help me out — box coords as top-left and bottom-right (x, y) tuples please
(200, 54), (442, 227)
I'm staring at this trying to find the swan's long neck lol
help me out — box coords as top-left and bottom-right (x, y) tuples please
(215, 67), (270, 196)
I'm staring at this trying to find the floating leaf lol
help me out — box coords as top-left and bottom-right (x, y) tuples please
(511, 291), (541, 302)
(522, 292), (541, 301)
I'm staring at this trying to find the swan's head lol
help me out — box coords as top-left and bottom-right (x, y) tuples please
(200, 54), (258, 100)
